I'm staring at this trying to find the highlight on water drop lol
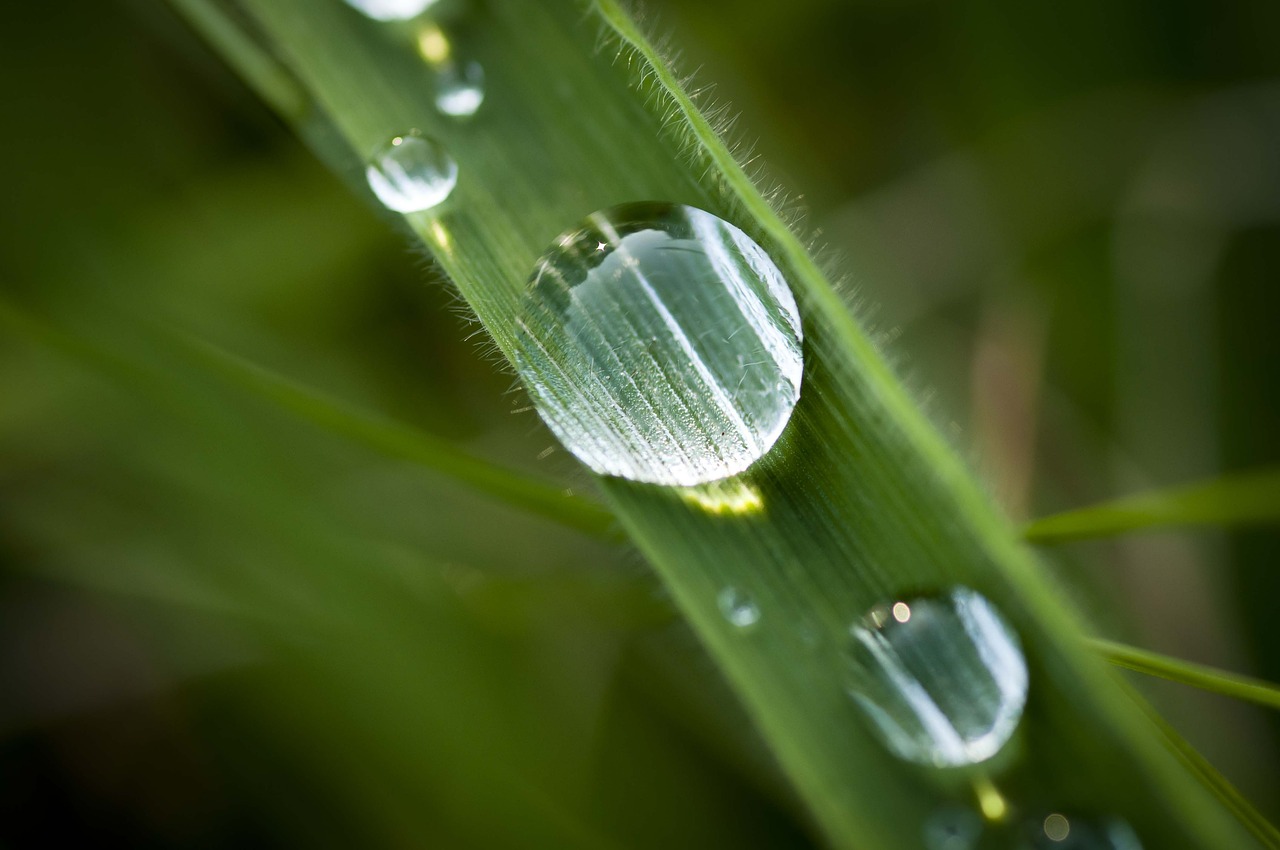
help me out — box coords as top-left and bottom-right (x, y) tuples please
(512, 202), (804, 486)
(365, 131), (457, 213)
(842, 586), (1028, 768)
(435, 60), (485, 117)
(343, 0), (439, 21)
(717, 587), (761, 629)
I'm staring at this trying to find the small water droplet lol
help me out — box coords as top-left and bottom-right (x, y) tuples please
(718, 587), (760, 629)
(512, 203), (803, 486)
(1021, 814), (1143, 849)
(435, 60), (485, 117)
(843, 586), (1028, 767)
(366, 132), (457, 213)
(343, 0), (438, 20)
(925, 807), (984, 850)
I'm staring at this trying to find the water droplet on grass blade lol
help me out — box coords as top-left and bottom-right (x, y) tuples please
(435, 60), (485, 117)
(718, 587), (760, 629)
(513, 203), (803, 486)
(843, 587), (1028, 767)
(343, 0), (438, 20)
(366, 132), (457, 213)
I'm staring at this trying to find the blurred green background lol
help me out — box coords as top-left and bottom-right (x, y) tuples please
(1, 0), (1277, 846)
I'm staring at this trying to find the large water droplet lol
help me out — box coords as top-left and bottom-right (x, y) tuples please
(343, 0), (438, 21)
(717, 587), (761, 629)
(1020, 814), (1143, 849)
(435, 60), (485, 118)
(843, 586), (1028, 767)
(512, 203), (803, 486)
(366, 132), (457, 213)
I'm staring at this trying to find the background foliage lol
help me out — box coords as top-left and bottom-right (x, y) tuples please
(1, 0), (1278, 846)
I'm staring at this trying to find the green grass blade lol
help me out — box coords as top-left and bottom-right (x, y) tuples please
(1091, 638), (1280, 712)
(1025, 468), (1280, 544)
(172, 1), (1264, 846)
(171, 333), (619, 539)
(1125, 684), (1280, 849)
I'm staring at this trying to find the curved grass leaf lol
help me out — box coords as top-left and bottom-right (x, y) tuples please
(1026, 468), (1280, 544)
(171, 333), (620, 539)
(170, 0), (1266, 846)
(1091, 638), (1280, 712)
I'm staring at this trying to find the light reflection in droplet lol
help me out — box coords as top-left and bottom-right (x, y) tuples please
(512, 202), (804, 486)
(365, 132), (457, 213)
(344, 0), (438, 22)
(718, 587), (761, 629)
(843, 586), (1028, 767)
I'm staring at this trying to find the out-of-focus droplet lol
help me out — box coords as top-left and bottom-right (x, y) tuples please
(343, 0), (438, 21)
(843, 586), (1028, 767)
(365, 132), (457, 213)
(925, 807), (984, 850)
(436, 60), (485, 117)
(717, 587), (761, 629)
(512, 202), (803, 486)
(1021, 813), (1143, 849)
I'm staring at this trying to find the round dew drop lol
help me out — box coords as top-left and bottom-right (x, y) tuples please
(843, 586), (1028, 768)
(343, 0), (438, 21)
(435, 61), (486, 118)
(512, 202), (804, 486)
(717, 587), (761, 629)
(366, 133), (457, 213)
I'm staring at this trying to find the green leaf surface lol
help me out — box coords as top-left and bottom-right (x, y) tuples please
(1092, 638), (1280, 712)
(1025, 468), (1280, 544)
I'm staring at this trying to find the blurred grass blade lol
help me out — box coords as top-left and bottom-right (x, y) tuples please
(171, 333), (619, 539)
(0, 298), (616, 539)
(1025, 468), (1280, 544)
(1127, 684), (1280, 849)
(1091, 638), (1280, 711)
(167, 0), (306, 119)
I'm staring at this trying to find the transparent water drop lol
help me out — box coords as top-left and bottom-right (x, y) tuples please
(343, 0), (438, 21)
(512, 203), (804, 486)
(365, 132), (457, 213)
(925, 807), (985, 850)
(843, 586), (1028, 767)
(1020, 814), (1143, 849)
(717, 587), (761, 629)
(435, 60), (485, 118)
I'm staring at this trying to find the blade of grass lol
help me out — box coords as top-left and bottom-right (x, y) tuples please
(0, 298), (616, 539)
(1091, 638), (1280, 712)
(172, 1), (1266, 846)
(1124, 682), (1280, 849)
(1025, 468), (1280, 544)
(170, 332), (619, 539)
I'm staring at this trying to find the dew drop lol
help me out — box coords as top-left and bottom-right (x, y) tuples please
(1021, 814), (1143, 849)
(925, 807), (984, 850)
(843, 586), (1028, 767)
(717, 587), (761, 629)
(435, 60), (486, 118)
(343, 0), (438, 21)
(366, 132), (457, 213)
(512, 202), (803, 486)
